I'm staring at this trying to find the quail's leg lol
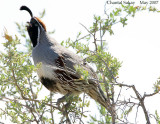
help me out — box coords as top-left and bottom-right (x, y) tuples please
(56, 93), (72, 106)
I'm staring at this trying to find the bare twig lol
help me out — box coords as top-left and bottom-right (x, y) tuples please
(132, 85), (151, 124)
(135, 105), (140, 124)
(76, 34), (91, 41)
(79, 23), (98, 51)
(149, 113), (160, 124)
(115, 86), (122, 104)
(50, 92), (54, 124)
(100, 22), (103, 50)
(79, 23), (93, 36)
(143, 90), (160, 99)
(112, 83), (151, 124)
(93, 19), (98, 52)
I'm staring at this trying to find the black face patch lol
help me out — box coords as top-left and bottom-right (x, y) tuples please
(27, 23), (39, 47)
(40, 77), (58, 91)
(27, 18), (43, 47)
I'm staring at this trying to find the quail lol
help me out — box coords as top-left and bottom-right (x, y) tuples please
(20, 6), (111, 111)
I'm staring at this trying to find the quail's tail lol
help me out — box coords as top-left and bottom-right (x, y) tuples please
(87, 82), (111, 112)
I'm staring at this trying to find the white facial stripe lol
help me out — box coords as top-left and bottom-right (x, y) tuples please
(33, 18), (44, 49)
(33, 27), (40, 49)
(37, 27), (40, 42)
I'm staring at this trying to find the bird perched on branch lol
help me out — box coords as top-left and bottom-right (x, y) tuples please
(20, 6), (111, 111)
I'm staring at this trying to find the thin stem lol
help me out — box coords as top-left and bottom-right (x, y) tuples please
(50, 92), (54, 124)
(132, 85), (151, 124)
(79, 23), (98, 52)
(135, 105), (140, 124)
(100, 22), (103, 50)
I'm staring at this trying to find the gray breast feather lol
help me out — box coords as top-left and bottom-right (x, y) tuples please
(32, 36), (97, 81)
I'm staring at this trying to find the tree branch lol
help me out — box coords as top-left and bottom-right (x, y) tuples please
(79, 23), (98, 52)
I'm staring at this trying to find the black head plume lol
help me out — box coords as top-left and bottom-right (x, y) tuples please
(20, 6), (33, 18)
(20, 5), (47, 47)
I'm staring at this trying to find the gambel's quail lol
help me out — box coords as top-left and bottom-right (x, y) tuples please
(20, 6), (111, 111)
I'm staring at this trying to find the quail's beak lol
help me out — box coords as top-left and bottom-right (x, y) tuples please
(26, 22), (32, 29)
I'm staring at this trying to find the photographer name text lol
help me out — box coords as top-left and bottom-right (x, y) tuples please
(106, 1), (159, 5)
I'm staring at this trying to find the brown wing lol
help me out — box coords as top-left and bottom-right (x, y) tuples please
(54, 55), (80, 83)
